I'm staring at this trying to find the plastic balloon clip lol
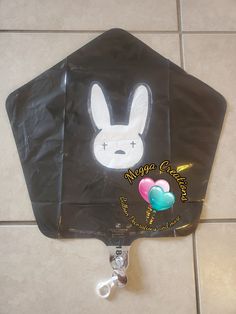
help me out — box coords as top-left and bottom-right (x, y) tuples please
(96, 246), (130, 298)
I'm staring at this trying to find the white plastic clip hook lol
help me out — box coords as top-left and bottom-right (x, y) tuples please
(96, 274), (118, 298)
(96, 246), (130, 298)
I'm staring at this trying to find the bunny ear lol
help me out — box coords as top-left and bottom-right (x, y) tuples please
(90, 83), (111, 129)
(129, 84), (149, 134)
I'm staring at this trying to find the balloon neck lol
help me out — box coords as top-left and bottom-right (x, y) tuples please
(96, 245), (130, 298)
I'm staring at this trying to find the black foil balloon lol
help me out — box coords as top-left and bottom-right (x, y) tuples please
(6, 29), (226, 246)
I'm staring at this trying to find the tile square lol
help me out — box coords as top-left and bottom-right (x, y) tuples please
(181, 0), (236, 31)
(0, 226), (196, 314)
(0, 0), (178, 31)
(183, 34), (236, 219)
(196, 223), (236, 314)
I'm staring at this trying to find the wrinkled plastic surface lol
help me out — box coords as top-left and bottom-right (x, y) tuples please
(6, 29), (226, 245)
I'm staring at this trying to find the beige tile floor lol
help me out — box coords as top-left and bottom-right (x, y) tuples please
(0, 1), (235, 313)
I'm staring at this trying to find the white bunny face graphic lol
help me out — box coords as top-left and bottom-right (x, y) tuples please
(89, 83), (151, 169)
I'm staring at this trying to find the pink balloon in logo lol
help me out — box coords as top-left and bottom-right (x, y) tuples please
(138, 178), (170, 203)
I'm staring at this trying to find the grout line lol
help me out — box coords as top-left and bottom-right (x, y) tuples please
(200, 218), (236, 223)
(182, 30), (236, 34)
(0, 29), (236, 34)
(0, 29), (178, 34)
(0, 29), (103, 34)
(176, 0), (185, 69)
(192, 233), (201, 314)
(0, 221), (37, 225)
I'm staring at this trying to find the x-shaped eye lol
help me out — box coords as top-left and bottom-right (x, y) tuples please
(102, 142), (108, 150)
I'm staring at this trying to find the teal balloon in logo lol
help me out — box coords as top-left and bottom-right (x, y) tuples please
(148, 186), (175, 211)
